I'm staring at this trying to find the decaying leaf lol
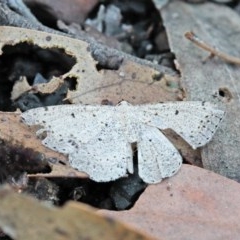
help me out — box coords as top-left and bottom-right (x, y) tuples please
(0, 185), (156, 240)
(0, 26), (181, 105)
(160, 1), (240, 181)
(100, 164), (240, 240)
(32, 76), (65, 95)
(11, 76), (31, 101)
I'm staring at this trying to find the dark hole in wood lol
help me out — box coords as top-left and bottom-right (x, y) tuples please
(218, 87), (233, 102)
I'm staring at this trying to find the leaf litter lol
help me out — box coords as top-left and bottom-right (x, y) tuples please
(0, 0), (234, 238)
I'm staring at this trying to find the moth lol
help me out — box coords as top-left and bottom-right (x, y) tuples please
(21, 101), (224, 183)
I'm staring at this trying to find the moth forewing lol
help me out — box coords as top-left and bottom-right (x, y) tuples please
(135, 101), (224, 149)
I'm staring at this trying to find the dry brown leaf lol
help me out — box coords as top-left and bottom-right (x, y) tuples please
(0, 26), (94, 100)
(100, 164), (240, 240)
(0, 111), (87, 178)
(11, 76), (31, 101)
(0, 185), (156, 240)
(33, 76), (65, 94)
(160, 1), (240, 181)
(67, 57), (182, 105)
(0, 26), (182, 105)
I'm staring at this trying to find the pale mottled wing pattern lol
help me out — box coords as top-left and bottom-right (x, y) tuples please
(69, 125), (133, 182)
(21, 101), (224, 183)
(137, 125), (182, 183)
(134, 101), (224, 149)
(21, 105), (133, 182)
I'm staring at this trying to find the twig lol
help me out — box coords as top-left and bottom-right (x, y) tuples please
(185, 31), (240, 66)
(8, 0), (42, 25)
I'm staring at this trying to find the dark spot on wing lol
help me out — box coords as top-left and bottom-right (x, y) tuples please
(71, 113), (75, 118)
(46, 36), (52, 41)
(175, 110), (179, 115)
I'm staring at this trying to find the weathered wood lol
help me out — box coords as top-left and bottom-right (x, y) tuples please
(160, 1), (240, 181)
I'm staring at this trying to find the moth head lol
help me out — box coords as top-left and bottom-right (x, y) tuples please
(118, 100), (131, 106)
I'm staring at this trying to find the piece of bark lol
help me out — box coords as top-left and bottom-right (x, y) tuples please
(100, 164), (240, 240)
(160, 1), (240, 181)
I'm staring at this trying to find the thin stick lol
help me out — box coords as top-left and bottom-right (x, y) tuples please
(185, 31), (240, 66)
